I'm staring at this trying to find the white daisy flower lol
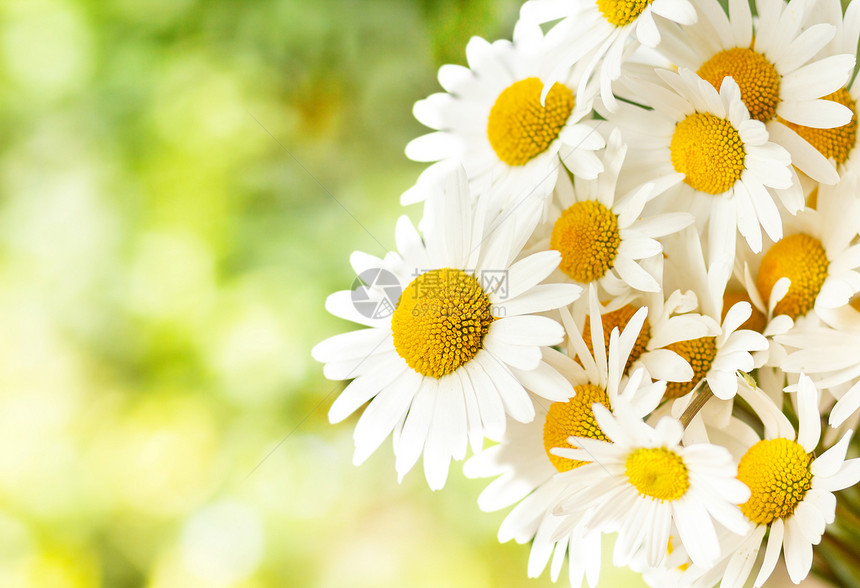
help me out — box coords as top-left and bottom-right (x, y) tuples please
(464, 286), (664, 587)
(573, 283), (715, 385)
(731, 243), (799, 403)
(537, 127), (693, 296)
(519, 0), (697, 112)
(611, 67), (799, 261)
(753, 176), (860, 323)
(312, 167), (582, 490)
(656, 227), (769, 403)
(551, 404), (751, 570)
(684, 375), (860, 587)
(779, 0), (860, 182)
(654, 0), (856, 184)
(403, 20), (605, 212)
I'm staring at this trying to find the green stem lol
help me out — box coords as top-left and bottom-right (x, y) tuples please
(680, 382), (713, 429)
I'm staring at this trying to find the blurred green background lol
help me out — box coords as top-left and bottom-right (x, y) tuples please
(0, 0), (650, 586)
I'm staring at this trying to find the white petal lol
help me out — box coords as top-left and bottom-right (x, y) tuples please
(476, 352), (535, 423)
(395, 379), (436, 479)
(405, 132), (456, 162)
(783, 517), (814, 584)
(753, 517), (783, 587)
(779, 54), (854, 102)
(483, 329), (543, 370)
(353, 372), (420, 465)
(767, 122), (839, 184)
(329, 357), (409, 423)
(777, 99), (854, 129)
(510, 360), (574, 402)
(504, 250), (563, 300)
(796, 374), (821, 453)
(491, 315), (565, 346)
(495, 284), (582, 316)
(613, 254), (660, 291)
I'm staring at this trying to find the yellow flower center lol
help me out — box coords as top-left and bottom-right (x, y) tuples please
(391, 268), (494, 378)
(663, 337), (718, 399)
(543, 384), (611, 472)
(698, 47), (781, 122)
(670, 112), (746, 194)
(596, 0), (655, 26)
(722, 291), (767, 334)
(550, 200), (621, 282)
(738, 437), (813, 525)
(625, 447), (690, 501)
(486, 77), (575, 166)
(582, 304), (652, 372)
(756, 233), (829, 320)
(781, 89), (858, 165)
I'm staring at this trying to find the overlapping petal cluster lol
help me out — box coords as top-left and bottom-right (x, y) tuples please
(315, 0), (860, 584)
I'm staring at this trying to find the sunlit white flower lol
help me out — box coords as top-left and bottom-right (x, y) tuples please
(654, 0), (855, 184)
(656, 227), (769, 404)
(783, 0), (860, 182)
(610, 68), (799, 266)
(403, 20), (604, 213)
(552, 404), (751, 569)
(313, 167), (581, 489)
(751, 176), (860, 323)
(684, 375), (860, 587)
(536, 128), (693, 296)
(519, 0), (697, 111)
(464, 286), (665, 587)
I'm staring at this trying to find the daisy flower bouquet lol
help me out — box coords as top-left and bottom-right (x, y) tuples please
(314, 0), (860, 584)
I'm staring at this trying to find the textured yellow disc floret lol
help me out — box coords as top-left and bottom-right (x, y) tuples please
(392, 268), (494, 378)
(738, 437), (813, 525)
(663, 337), (718, 399)
(550, 200), (621, 282)
(487, 77), (575, 166)
(722, 291), (767, 334)
(625, 447), (690, 501)
(756, 233), (829, 320)
(543, 384), (611, 472)
(698, 48), (781, 122)
(596, 0), (655, 26)
(670, 112), (746, 195)
(782, 89), (858, 165)
(582, 305), (652, 371)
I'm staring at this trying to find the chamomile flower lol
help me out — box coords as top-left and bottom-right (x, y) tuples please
(779, 0), (860, 182)
(519, 0), (697, 112)
(551, 404), (751, 569)
(754, 177), (860, 323)
(657, 227), (769, 403)
(655, 0), (856, 184)
(610, 68), (798, 260)
(464, 286), (664, 587)
(403, 20), (604, 213)
(537, 128), (693, 296)
(312, 167), (581, 490)
(686, 375), (860, 587)
(575, 285), (715, 385)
